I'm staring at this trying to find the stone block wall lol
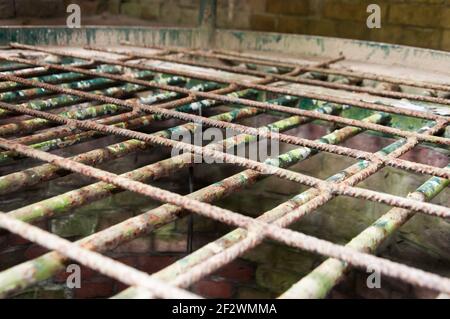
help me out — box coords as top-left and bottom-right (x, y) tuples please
(242, 0), (450, 51)
(0, 0), (449, 50)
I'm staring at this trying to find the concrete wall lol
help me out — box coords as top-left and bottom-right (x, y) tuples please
(0, 0), (449, 51)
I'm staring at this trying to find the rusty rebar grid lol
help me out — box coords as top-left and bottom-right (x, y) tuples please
(0, 43), (448, 300)
(1, 136), (450, 295)
(0, 73), (448, 180)
(7, 43), (450, 125)
(115, 119), (446, 299)
(0, 100), (448, 217)
(120, 42), (450, 92)
(85, 44), (450, 106)
(0, 211), (200, 299)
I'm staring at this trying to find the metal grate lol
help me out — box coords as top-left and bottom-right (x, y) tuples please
(0, 42), (448, 299)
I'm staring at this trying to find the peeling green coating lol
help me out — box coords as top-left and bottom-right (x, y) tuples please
(126, 111), (389, 288)
(0, 72), (184, 138)
(0, 65), (120, 91)
(5, 113), (250, 223)
(0, 95), (318, 297)
(0, 69), (155, 118)
(278, 128), (447, 299)
(0, 81), (254, 165)
(0, 87), (258, 194)
(0, 62), (28, 72)
(0, 103), (123, 137)
(0, 66), (124, 103)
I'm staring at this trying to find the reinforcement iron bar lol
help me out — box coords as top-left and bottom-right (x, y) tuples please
(0, 91), (262, 199)
(136, 43), (450, 93)
(0, 104), (340, 296)
(85, 45), (450, 106)
(0, 61), (96, 91)
(0, 69), (155, 119)
(0, 73), (448, 180)
(0, 137), (450, 295)
(200, 47), (450, 92)
(1, 55), (448, 151)
(2, 55), (449, 149)
(137, 121), (440, 295)
(0, 212), (201, 299)
(280, 165), (450, 299)
(0, 70), (158, 137)
(0, 43), (447, 300)
(0, 57), (308, 192)
(6, 43), (449, 124)
(0, 101), (448, 217)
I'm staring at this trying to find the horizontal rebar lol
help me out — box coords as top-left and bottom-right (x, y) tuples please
(0, 104), (338, 297)
(0, 101), (448, 217)
(203, 47), (450, 92)
(118, 112), (405, 297)
(0, 99), (308, 221)
(146, 122), (437, 292)
(0, 67), (128, 104)
(0, 62), (29, 72)
(1, 137), (450, 295)
(1, 54), (449, 152)
(0, 70), (157, 137)
(0, 71), (155, 119)
(0, 62), (304, 192)
(87, 45), (450, 106)
(3, 78), (213, 147)
(0, 89), (259, 194)
(126, 129), (425, 295)
(280, 166), (450, 299)
(0, 70), (448, 181)
(0, 61), (95, 91)
(9, 43), (449, 123)
(0, 44), (447, 299)
(0, 212), (200, 299)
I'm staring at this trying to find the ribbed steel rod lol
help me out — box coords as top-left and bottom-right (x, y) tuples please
(3, 78), (212, 149)
(0, 62), (29, 72)
(0, 100), (448, 217)
(8, 42), (448, 123)
(0, 104), (339, 297)
(0, 71), (156, 137)
(0, 61), (95, 91)
(0, 64), (114, 93)
(0, 70), (154, 119)
(0, 62), (299, 191)
(0, 76), (191, 140)
(123, 42), (339, 70)
(0, 70), (448, 181)
(117, 112), (402, 297)
(87, 45), (450, 106)
(1, 55), (448, 150)
(0, 138), (449, 295)
(280, 165), (450, 299)
(0, 66), (128, 104)
(205, 47), (450, 92)
(0, 212), (200, 299)
(0, 95), (296, 222)
(140, 43), (450, 92)
(145, 122), (438, 292)
(125, 125), (423, 295)
(0, 90), (259, 195)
